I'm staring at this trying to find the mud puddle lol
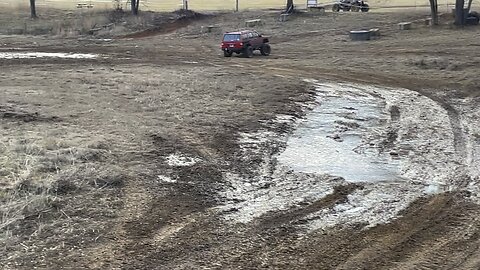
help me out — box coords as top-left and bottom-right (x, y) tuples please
(222, 80), (468, 229)
(278, 82), (402, 183)
(0, 52), (98, 59)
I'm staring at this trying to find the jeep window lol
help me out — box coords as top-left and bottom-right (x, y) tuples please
(223, 34), (241, 42)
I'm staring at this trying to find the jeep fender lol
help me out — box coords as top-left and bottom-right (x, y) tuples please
(263, 38), (269, 43)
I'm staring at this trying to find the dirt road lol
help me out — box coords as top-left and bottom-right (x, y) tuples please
(0, 8), (479, 269)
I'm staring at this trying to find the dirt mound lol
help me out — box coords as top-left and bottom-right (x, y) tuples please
(122, 10), (209, 38)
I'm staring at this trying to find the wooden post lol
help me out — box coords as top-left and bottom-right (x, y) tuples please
(236, 0), (239, 12)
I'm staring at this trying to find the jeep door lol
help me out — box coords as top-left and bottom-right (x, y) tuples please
(250, 31), (263, 48)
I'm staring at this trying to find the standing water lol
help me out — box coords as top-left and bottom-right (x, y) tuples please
(277, 82), (402, 183)
(0, 52), (98, 59)
(224, 81), (455, 227)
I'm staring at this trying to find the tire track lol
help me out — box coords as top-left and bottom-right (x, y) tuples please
(394, 210), (480, 270)
(331, 194), (479, 270)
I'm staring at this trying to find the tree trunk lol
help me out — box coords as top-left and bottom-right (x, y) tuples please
(131, 0), (140, 15)
(429, 0), (438, 25)
(30, 0), (37, 19)
(455, 0), (465, 25)
(286, 0), (294, 13)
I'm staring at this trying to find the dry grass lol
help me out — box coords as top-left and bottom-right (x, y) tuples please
(0, 8), (198, 36)
(0, 133), (111, 238)
(0, 60), (304, 249)
(0, 8), (118, 35)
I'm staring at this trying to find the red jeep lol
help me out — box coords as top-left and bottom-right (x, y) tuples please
(221, 30), (271, 58)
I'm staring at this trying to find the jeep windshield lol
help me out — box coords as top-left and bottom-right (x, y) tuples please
(223, 34), (241, 42)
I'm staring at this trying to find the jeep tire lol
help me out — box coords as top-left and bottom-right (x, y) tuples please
(224, 50), (233, 57)
(243, 46), (254, 58)
(260, 44), (271, 56)
(361, 3), (369, 12)
(332, 4), (340, 12)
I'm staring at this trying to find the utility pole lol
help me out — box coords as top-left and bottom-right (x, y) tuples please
(236, 0), (239, 12)
(183, 0), (189, 10)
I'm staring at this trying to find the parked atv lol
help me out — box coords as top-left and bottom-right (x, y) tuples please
(332, 0), (369, 12)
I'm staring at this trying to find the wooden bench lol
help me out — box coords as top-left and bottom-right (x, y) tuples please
(279, 14), (289, 22)
(245, 19), (264, 27)
(369, 28), (380, 38)
(77, 3), (94, 9)
(398, 22), (412, 30)
(201, 25), (221, 33)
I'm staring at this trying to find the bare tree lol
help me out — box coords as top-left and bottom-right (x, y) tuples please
(286, 0), (294, 13)
(30, 0), (37, 19)
(454, 0), (466, 25)
(131, 0), (140, 15)
(428, 0), (438, 25)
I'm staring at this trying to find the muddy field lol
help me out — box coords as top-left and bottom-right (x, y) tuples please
(0, 7), (479, 270)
